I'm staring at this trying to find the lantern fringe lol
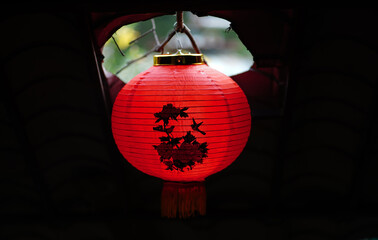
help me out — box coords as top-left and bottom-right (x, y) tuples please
(161, 181), (206, 219)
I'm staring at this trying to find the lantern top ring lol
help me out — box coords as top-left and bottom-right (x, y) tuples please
(154, 53), (205, 66)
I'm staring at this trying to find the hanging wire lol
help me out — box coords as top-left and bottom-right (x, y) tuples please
(113, 18), (160, 58)
(175, 30), (183, 50)
(151, 19), (160, 46)
(115, 11), (202, 74)
(111, 36), (125, 56)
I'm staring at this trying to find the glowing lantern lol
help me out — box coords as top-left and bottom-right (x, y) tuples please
(111, 52), (251, 218)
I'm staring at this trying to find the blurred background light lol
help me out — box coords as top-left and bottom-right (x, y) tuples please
(102, 12), (253, 83)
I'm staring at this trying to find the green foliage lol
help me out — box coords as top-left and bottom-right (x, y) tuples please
(102, 12), (253, 83)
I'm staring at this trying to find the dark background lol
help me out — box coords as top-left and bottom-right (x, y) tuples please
(1, 4), (378, 240)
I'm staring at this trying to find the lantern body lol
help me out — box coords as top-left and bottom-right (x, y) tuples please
(111, 64), (251, 182)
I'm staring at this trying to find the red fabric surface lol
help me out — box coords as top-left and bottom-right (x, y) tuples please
(111, 64), (251, 182)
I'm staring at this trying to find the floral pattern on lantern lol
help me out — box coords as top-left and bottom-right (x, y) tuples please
(111, 53), (251, 218)
(153, 104), (208, 171)
(111, 63), (251, 182)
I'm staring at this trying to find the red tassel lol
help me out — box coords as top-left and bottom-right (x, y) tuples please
(161, 181), (206, 219)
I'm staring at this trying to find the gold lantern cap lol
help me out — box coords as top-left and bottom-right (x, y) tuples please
(154, 50), (205, 66)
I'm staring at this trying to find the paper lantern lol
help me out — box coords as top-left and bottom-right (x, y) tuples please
(111, 52), (251, 218)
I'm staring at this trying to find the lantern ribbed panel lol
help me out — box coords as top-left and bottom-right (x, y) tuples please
(111, 64), (251, 182)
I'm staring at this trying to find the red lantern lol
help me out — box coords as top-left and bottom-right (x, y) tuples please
(111, 53), (251, 218)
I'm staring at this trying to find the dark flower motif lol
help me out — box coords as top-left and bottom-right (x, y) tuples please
(183, 131), (196, 143)
(172, 142), (203, 164)
(154, 104), (188, 125)
(198, 142), (208, 159)
(170, 137), (182, 146)
(165, 126), (175, 134)
(153, 125), (165, 132)
(179, 107), (189, 118)
(153, 104), (208, 171)
(191, 118), (206, 135)
(159, 136), (171, 142)
(153, 143), (173, 161)
(162, 159), (174, 170)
